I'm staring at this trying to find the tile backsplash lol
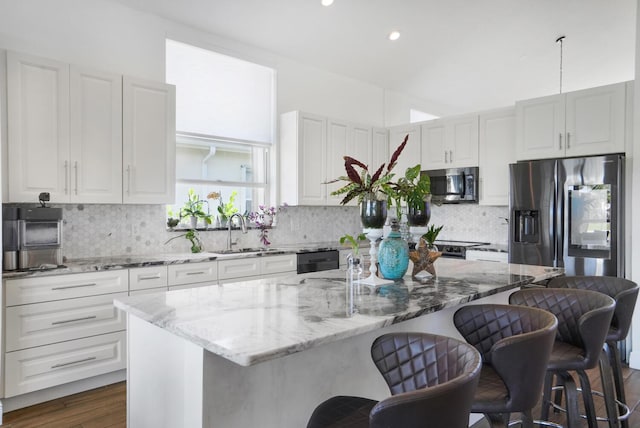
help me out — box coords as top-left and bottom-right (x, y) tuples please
(44, 203), (508, 259)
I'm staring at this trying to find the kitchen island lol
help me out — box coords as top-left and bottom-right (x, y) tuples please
(114, 258), (562, 428)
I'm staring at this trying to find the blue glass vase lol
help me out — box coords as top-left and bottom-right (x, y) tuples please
(378, 220), (409, 280)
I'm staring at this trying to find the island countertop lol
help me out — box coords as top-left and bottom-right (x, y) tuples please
(114, 258), (562, 367)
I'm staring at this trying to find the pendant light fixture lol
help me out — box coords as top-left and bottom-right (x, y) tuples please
(556, 35), (566, 93)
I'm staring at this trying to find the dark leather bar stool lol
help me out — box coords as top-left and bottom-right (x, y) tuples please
(454, 304), (558, 428)
(547, 276), (638, 428)
(509, 288), (615, 428)
(306, 332), (482, 428)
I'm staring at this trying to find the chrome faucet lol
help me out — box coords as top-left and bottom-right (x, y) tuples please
(227, 213), (248, 251)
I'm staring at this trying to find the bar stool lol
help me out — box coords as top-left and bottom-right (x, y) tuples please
(509, 288), (615, 428)
(306, 332), (482, 428)
(547, 276), (638, 428)
(454, 304), (558, 428)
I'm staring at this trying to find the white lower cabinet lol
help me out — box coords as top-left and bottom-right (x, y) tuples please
(6, 270), (128, 306)
(4, 331), (126, 397)
(218, 254), (296, 283)
(261, 255), (296, 276)
(218, 258), (261, 281)
(129, 265), (168, 293)
(5, 293), (127, 352)
(168, 261), (218, 288)
(3, 270), (128, 399)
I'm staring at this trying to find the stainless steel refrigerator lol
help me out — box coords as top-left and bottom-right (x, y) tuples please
(509, 154), (624, 277)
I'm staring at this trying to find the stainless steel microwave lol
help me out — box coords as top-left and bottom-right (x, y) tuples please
(422, 167), (479, 203)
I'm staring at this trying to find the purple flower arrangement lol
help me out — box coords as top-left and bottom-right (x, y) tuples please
(248, 204), (287, 246)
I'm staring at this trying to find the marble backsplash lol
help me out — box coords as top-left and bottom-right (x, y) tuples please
(39, 203), (508, 259)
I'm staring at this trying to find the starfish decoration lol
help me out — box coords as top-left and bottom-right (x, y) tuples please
(409, 238), (442, 279)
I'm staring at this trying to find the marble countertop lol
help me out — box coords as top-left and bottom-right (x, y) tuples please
(470, 243), (509, 253)
(114, 258), (562, 367)
(2, 241), (357, 280)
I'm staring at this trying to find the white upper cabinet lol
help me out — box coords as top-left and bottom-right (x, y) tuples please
(326, 119), (349, 205)
(326, 119), (372, 205)
(421, 114), (479, 170)
(122, 76), (176, 204)
(7, 50), (174, 204)
(478, 107), (515, 206)
(371, 128), (389, 172)
(280, 112), (378, 206)
(389, 124), (420, 177)
(280, 111), (327, 206)
(516, 82), (626, 160)
(8, 53), (122, 203)
(70, 66), (122, 203)
(7, 51), (70, 202)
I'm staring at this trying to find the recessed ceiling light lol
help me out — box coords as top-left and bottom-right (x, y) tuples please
(321, 0), (334, 6)
(388, 31), (401, 41)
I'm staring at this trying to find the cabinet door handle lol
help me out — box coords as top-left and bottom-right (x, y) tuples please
(186, 271), (205, 276)
(51, 282), (97, 290)
(444, 151), (448, 163)
(74, 161), (78, 195)
(64, 161), (69, 195)
(52, 315), (97, 325)
(51, 356), (97, 369)
(449, 150), (453, 163)
(139, 275), (161, 281)
(566, 132), (571, 149)
(559, 133), (563, 149)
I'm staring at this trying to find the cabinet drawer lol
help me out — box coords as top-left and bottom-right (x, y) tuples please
(218, 258), (260, 280)
(4, 331), (126, 397)
(167, 261), (217, 286)
(6, 270), (128, 306)
(260, 255), (296, 275)
(129, 265), (168, 291)
(5, 293), (127, 352)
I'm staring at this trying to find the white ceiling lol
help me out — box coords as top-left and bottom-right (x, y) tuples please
(110, 0), (636, 115)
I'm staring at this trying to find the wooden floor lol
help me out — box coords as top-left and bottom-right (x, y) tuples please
(1, 383), (126, 428)
(0, 366), (638, 427)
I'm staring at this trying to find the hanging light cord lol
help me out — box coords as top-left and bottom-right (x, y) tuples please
(556, 36), (565, 94)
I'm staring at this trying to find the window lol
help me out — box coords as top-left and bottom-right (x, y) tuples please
(165, 39), (275, 224)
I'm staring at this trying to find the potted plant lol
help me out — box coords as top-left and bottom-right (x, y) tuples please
(165, 229), (204, 253)
(248, 205), (280, 247)
(180, 189), (212, 229)
(339, 233), (367, 260)
(387, 165), (431, 226)
(325, 135), (409, 228)
(166, 206), (180, 230)
(422, 224), (443, 250)
(216, 190), (239, 227)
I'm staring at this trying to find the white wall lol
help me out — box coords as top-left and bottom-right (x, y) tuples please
(0, 0), (437, 129)
(629, 0), (640, 370)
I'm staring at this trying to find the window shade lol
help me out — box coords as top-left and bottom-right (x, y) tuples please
(166, 39), (275, 144)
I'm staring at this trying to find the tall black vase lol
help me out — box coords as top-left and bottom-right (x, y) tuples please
(360, 197), (387, 229)
(407, 199), (431, 226)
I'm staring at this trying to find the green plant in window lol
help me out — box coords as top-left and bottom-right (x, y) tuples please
(216, 190), (239, 221)
(180, 188), (212, 225)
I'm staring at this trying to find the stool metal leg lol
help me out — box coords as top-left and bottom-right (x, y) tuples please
(541, 372), (554, 422)
(557, 371), (581, 428)
(576, 369), (598, 428)
(606, 341), (628, 428)
(600, 348), (622, 428)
